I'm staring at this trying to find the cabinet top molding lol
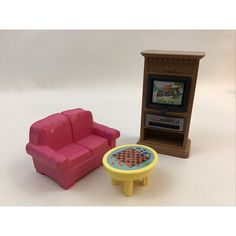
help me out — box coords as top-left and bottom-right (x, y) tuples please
(141, 50), (205, 59)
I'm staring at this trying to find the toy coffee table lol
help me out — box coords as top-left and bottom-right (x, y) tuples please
(103, 144), (158, 196)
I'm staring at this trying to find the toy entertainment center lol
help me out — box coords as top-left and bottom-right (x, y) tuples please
(138, 50), (205, 158)
(26, 49), (205, 194)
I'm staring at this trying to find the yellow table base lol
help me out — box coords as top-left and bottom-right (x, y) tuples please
(111, 176), (149, 196)
(108, 169), (154, 196)
(103, 144), (158, 196)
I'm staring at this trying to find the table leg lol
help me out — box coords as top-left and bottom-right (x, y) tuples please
(111, 178), (117, 185)
(123, 180), (133, 196)
(142, 176), (149, 186)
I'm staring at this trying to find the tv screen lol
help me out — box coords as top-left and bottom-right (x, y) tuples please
(147, 75), (191, 112)
(152, 80), (185, 106)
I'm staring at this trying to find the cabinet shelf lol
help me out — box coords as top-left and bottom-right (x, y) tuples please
(142, 136), (183, 148)
(144, 108), (187, 118)
(143, 127), (184, 148)
(144, 126), (184, 134)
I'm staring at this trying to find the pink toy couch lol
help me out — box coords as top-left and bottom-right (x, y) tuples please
(26, 108), (120, 189)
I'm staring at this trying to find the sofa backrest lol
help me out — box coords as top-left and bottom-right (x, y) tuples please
(62, 108), (93, 141)
(29, 113), (73, 149)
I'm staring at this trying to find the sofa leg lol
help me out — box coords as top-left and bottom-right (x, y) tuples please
(36, 168), (45, 175)
(59, 182), (75, 190)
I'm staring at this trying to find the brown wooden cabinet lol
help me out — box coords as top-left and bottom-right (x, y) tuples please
(138, 50), (205, 158)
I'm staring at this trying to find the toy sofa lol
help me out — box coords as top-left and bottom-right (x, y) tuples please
(26, 108), (120, 189)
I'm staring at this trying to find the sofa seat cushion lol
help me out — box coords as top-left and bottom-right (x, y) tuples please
(76, 134), (109, 155)
(57, 143), (91, 168)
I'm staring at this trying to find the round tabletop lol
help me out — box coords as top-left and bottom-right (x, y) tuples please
(103, 144), (158, 174)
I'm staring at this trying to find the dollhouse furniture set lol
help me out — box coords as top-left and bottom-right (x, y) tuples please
(103, 144), (158, 196)
(26, 108), (120, 189)
(25, 50), (205, 194)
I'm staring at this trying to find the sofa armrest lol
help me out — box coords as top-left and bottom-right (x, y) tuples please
(26, 143), (67, 170)
(92, 122), (120, 145)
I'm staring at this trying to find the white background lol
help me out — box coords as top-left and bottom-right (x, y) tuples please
(0, 30), (235, 206)
(0, 0), (236, 235)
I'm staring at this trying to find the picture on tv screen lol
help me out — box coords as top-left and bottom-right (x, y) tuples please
(152, 80), (185, 106)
